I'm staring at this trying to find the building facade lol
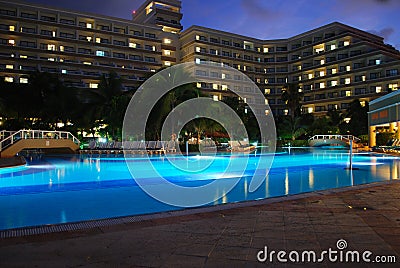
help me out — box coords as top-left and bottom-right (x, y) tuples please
(1, 0), (400, 117)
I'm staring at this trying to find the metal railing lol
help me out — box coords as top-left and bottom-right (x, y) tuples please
(0, 129), (80, 151)
(309, 135), (361, 142)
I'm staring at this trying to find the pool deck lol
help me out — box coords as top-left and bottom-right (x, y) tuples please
(1, 181), (400, 267)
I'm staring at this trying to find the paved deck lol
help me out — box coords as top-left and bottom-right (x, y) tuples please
(1, 181), (400, 267)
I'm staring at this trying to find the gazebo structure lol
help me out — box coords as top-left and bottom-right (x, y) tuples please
(368, 90), (400, 147)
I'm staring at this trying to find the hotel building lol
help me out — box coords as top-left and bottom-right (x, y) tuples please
(1, 0), (400, 116)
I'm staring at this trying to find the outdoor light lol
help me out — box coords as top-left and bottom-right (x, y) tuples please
(344, 118), (351, 124)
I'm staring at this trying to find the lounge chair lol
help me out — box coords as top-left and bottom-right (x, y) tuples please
(228, 140), (256, 152)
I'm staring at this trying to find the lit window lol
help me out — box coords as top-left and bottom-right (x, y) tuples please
(320, 59), (325, 65)
(320, 82), (325, 89)
(86, 23), (92, 29)
(61, 69), (67, 74)
(319, 71), (325, 77)
(362, 75), (366, 81)
(96, 50), (105, 56)
(330, 44), (336, 50)
(96, 38), (101, 43)
(47, 44), (55, 51)
(284, 109), (289, 115)
(345, 78), (351, 84)
(195, 47), (201, 53)
(222, 73), (226, 79)
(376, 86), (382, 93)
(86, 36), (92, 42)
(389, 83), (398, 90)
(221, 85), (228, 91)
(20, 77), (28, 84)
(164, 38), (172, 44)
(59, 58), (64, 62)
(244, 98), (247, 103)
(212, 84), (218, 90)
(164, 50), (171, 56)
(9, 25), (15, 31)
(89, 83), (98, 89)
(265, 99), (268, 105)
(263, 47), (269, 53)
(243, 66), (247, 71)
(20, 55), (27, 59)
(315, 48), (324, 53)
(83, 61), (92, 65)
(376, 59), (381, 65)
(308, 73), (313, 79)
(4, 77), (13, 82)
(344, 41), (350, 46)
(195, 58), (200, 64)
(48, 58), (55, 61)
(8, 39), (15, 46)
(164, 61), (171, 66)
(307, 107), (313, 113)
(346, 91), (351, 97)
(52, 31), (56, 37)
(346, 65), (351, 71)
(360, 101), (366, 107)
(213, 95), (219, 101)
(196, 82), (201, 88)
(6, 64), (13, 69)
(332, 68), (337, 74)
(59, 45), (64, 52)
(195, 35), (200, 41)
(331, 81), (338, 87)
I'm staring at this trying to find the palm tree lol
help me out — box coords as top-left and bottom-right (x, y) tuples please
(281, 83), (304, 120)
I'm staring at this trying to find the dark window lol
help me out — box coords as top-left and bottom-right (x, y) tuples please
(386, 69), (398, 77)
(210, 37), (219, 43)
(0, 9), (16, 16)
(20, 41), (36, 48)
(21, 12), (37, 19)
(145, 33), (156, 38)
(276, 46), (287, 52)
(21, 27), (36, 34)
(113, 52), (125, 59)
(61, 32), (75, 39)
(41, 15), (56, 22)
(60, 18), (75, 25)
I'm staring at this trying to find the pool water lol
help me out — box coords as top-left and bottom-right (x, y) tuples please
(0, 149), (398, 230)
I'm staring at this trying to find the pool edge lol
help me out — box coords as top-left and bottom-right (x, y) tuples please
(1, 179), (399, 239)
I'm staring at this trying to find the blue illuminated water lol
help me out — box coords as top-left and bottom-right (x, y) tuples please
(0, 149), (398, 230)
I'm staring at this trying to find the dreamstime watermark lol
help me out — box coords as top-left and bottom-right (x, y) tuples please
(257, 239), (397, 264)
(122, 62), (276, 207)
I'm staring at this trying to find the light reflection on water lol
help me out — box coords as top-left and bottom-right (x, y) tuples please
(0, 149), (399, 230)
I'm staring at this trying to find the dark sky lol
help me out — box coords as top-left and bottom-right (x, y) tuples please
(18, 0), (400, 49)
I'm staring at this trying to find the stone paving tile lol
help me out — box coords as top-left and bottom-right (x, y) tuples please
(1, 181), (400, 267)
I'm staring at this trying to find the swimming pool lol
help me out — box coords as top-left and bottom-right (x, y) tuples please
(0, 149), (398, 230)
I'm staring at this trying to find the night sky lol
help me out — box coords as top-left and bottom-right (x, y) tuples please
(19, 0), (400, 49)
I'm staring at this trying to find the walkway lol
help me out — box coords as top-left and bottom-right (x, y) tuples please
(0, 130), (80, 157)
(309, 135), (361, 147)
(1, 181), (399, 267)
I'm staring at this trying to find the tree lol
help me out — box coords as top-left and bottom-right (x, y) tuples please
(341, 100), (369, 136)
(281, 83), (304, 120)
(277, 116), (306, 141)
